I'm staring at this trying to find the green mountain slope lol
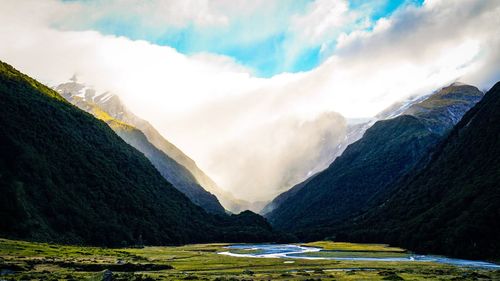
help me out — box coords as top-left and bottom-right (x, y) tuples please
(62, 80), (243, 213)
(266, 84), (482, 233)
(54, 82), (226, 214)
(403, 83), (484, 135)
(334, 82), (500, 260)
(0, 61), (277, 246)
(266, 115), (442, 230)
(113, 127), (226, 215)
(261, 171), (317, 215)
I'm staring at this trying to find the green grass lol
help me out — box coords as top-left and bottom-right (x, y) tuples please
(1, 239), (498, 280)
(301, 241), (406, 252)
(294, 251), (410, 259)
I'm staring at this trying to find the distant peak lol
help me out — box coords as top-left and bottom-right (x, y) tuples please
(440, 82), (482, 96)
(69, 74), (78, 83)
(450, 81), (466, 86)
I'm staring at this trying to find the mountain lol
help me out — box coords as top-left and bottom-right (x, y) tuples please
(402, 83), (485, 135)
(0, 61), (278, 246)
(261, 118), (374, 215)
(54, 80), (226, 215)
(266, 83), (483, 232)
(375, 92), (432, 120)
(73, 85), (246, 213)
(260, 86), (468, 215)
(261, 172), (316, 215)
(330, 82), (500, 260)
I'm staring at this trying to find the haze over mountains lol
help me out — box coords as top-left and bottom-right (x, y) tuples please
(51, 78), (354, 213)
(336, 82), (500, 259)
(1, 58), (499, 261)
(1, 0), (500, 267)
(0, 61), (280, 245)
(266, 83), (484, 227)
(54, 78), (228, 214)
(4, 0), (500, 207)
(264, 82), (500, 259)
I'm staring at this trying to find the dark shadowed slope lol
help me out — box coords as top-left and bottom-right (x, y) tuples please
(59, 80), (243, 213)
(54, 81), (225, 214)
(266, 84), (482, 233)
(266, 115), (442, 230)
(335, 82), (500, 260)
(113, 127), (226, 215)
(0, 61), (277, 246)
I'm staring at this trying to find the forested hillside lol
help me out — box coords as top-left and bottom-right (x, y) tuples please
(333, 82), (500, 260)
(54, 82), (226, 215)
(0, 61), (278, 246)
(266, 84), (484, 247)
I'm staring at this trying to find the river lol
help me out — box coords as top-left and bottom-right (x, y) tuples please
(218, 244), (500, 270)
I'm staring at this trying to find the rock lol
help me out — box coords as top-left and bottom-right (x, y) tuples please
(87, 269), (112, 281)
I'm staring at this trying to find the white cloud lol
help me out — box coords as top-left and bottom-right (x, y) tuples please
(317, 0), (500, 116)
(283, 0), (368, 69)
(0, 0), (499, 203)
(291, 0), (364, 45)
(60, 0), (230, 29)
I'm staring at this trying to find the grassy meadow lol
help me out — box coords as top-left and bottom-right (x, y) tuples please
(0, 238), (498, 280)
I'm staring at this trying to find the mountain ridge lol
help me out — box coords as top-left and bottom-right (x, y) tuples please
(326, 81), (500, 260)
(54, 81), (226, 215)
(0, 60), (280, 246)
(266, 83), (483, 231)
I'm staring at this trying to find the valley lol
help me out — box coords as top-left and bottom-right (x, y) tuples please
(1, 59), (499, 279)
(1, 0), (500, 279)
(1, 239), (499, 281)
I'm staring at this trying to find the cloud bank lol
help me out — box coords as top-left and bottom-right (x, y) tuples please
(0, 0), (499, 203)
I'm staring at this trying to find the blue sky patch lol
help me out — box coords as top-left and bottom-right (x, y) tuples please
(56, 0), (424, 77)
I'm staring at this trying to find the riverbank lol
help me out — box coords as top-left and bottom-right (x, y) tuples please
(219, 243), (500, 269)
(1, 238), (499, 280)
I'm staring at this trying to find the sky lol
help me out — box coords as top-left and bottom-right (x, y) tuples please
(1, 0), (499, 203)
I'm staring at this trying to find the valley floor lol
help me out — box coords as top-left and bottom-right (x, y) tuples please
(0, 238), (498, 281)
